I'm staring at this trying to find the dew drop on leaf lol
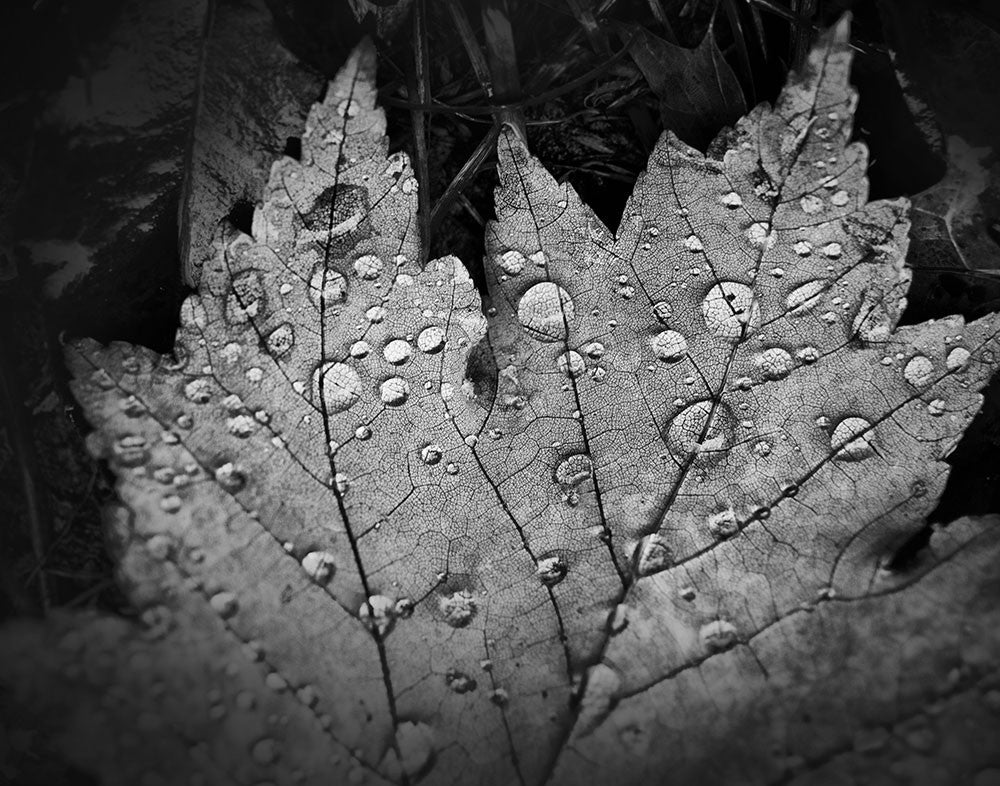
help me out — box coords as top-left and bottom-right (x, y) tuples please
(360, 595), (395, 635)
(707, 509), (739, 539)
(421, 444), (443, 465)
(699, 619), (738, 653)
(445, 669), (476, 693)
(311, 362), (362, 414)
(517, 282), (574, 342)
(439, 591), (476, 627)
(113, 435), (149, 467)
(383, 339), (413, 365)
(183, 378), (212, 404)
(753, 347), (794, 380)
(831, 417), (875, 460)
(250, 737), (278, 765)
(650, 330), (688, 362)
(380, 377), (410, 405)
(497, 250), (526, 276)
(665, 401), (734, 461)
(634, 534), (673, 576)
(301, 551), (336, 585)
(392, 721), (436, 779)
(214, 462), (246, 493)
(946, 347), (971, 371)
(786, 280), (826, 315)
(903, 355), (935, 387)
(701, 283), (760, 341)
(350, 340), (371, 359)
(651, 301), (673, 323)
(536, 554), (568, 586)
(557, 350), (586, 377)
(927, 399), (947, 416)
(353, 254), (384, 280)
(209, 592), (239, 619)
(266, 323), (295, 357)
(416, 326), (445, 354)
(554, 453), (593, 487)
(159, 494), (182, 513)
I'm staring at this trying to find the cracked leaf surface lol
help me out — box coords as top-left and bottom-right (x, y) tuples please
(3, 20), (1000, 786)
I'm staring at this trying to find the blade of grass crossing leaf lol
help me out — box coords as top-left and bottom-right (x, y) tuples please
(429, 124), (500, 237)
(481, 0), (525, 133)
(409, 0), (431, 264)
(722, 0), (757, 104)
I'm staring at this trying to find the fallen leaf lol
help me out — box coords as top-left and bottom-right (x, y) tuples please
(3, 18), (1000, 786)
(624, 22), (746, 148)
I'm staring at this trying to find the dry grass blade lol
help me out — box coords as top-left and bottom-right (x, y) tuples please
(429, 125), (501, 237)
(408, 0), (432, 263)
(444, 0), (495, 98)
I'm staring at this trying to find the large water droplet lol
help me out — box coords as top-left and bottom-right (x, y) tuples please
(536, 554), (568, 586)
(558, 350), (586, 377)
(786, 280), (826, 315)
(554, 453), (593, 487)
(903, 355), (934, 387)
(665, 401), (734, 462)
(380, 377), (410, 405)
(701, 282), (760, 341)
(309, 266), (348, 306)
(383, 339), (413, 365)
(831, 417), (875, 460)
(799, 195), (824, 214)
(360, 595), (395, 635)
(439, 591), (476, 627)
(946, 347), (971, 371)
(753, 347), (794, 380)
(353, 254), (384, 280)
(312, 362), (362, 413)
(417, 326), (445, 353)
(517, 283), (574, 342)
(650, 330), (688, 362)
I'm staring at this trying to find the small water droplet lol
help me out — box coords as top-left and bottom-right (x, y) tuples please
(752, 440), (771, 457)
(786, 280), (826, 315)
(903, 355), (934, 386)
(439, 591), (476, 627)
(380, 377), (410, 405)
(799, 194), (824, 214)
(251, 738), (278, 765)
(517, 283), (574, 342)
(113, 435), (149, 467)
(309, 267), (348, 307)
(702, 282), (760, 341)
(831, 417), (875, 460)
(820, 242), (842, 258)
(720, 191), (742, 208)
(353, 254), (384, 280)
(349, 340), (371, 359)
(214, 462), (246, 492)
(707, 508), (739, 539)
(359, 595), (395, 635)
(490, 688), (509, 706)
(554, 453), (593, 488)
(650, 330), (688, 362)
(497, 250), (526, 276)
(184, 378), (212, 404)
(227, 414), (256, 438)
(946, 347), (971, 371)
(831, 190), (850, 206)
(666, 400), (734, 461)
(753, 347), (794, 380)
(536, 554), (568, 586)
(391, 721), (436, 779)
(417, 326), (445, 353)
(445, 668), (477, 693)
(634, 534), (673, 576)
(313, 362), (363, 413)
(160, 494), (182, 513)
(683, 234), (704, 252)
(421, 444), (443, 465)
(699, 619), (738, 652)
(557, 350), (586, 377)
(793, 240), (812, 256)
(747, 222), (776, 248)
(927, 399), (946, 416)
(301, 551), (336, 584)
(796, 346), (820, 363)
(366, 305), (387, 323)
(210, 592), (239, 619)
(651, 301), (673, 323)
(383, 339), (413, 365)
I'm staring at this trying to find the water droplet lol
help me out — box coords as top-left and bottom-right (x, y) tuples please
(793, 240), (812, 256)
(820, 242), (842, 258)
(210, 592), (239, 619)
(634, 534), (673, 576)
(227, 414), (256, 438)
(927, 399), (946, 416)
(707, 508), (739, 538)
(747, 222), (775, 248)
(392, 721), (436, 779)
(301, 551), (336, 584)
(831, 190), (850, 206)
(701, 282), (760, 341)
(360, 595), (395, 635)
(796, 346), (820, 363)
(417, 326), (445, 353)
(175, 413), (193, 430)
(683, 234), (703, 252)
(666, 401), (734, 461)
(113, 435), (149, 467)
(184, 378), (212, 404)
(529, 250), (548, 268)
(536, 554), (568, 586)
(651, 301), (673, 323)
(312, 362), (362, 413)
(581, 341), (605, 359)
(353, 254), (384, 280)
(720, 191), (742, 208)
(490, 688), (509, 706)
(497, 250), (526, 276)
(366, 305), (387, 323)
(445, 668), (477, 693)
(799, 194), (824, 214)
(251, 738), (278, 765)
(160, 494), (182, 513)
(517, 283), (574, 342)
(830, 417), (875, 460)
(946, 347), (971, 371)
(752, 440), (771, 457)
(262, 323), (294, 357)
(753, 347), (794, 380)
(554, 453), (592, 488)
(650, 330), (688, 362)
(699, 619), (738, 652)
(380, 377), (410, 405)
(309, 266), (347, 307)
(350, 340), (371, 359)
(557, 350), (586, 377)
(146, 534), (173, 560)
(903, 355), (934, 386)
(383, 339), (413, 365)
(214, 462), (246, 492)
(421, 444), (443, 465)
(439, 591), (476, 627)
(786, 280), (826, 315)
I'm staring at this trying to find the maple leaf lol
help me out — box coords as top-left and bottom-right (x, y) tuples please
(3, 17), (1000, 786)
